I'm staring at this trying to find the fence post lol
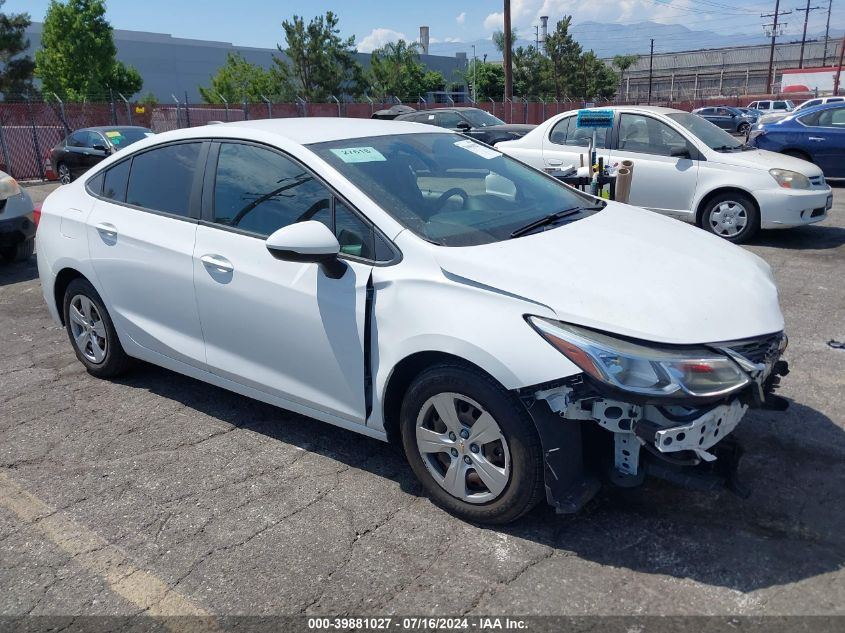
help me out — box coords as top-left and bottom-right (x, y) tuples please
(418, 95), (427, 110)
(25, 94), (46, 180)
(52, 93), (71, 135)
(216, 93), (229, 122)
(261, 95), (272, 118)
(184, 91), (192, 127)
(296, 96), (307, 117)
(504, 96), (512, 123)
(0, 112), (13, 178)
(108, 88), (119, 125)
(119, 93), (133, 125)
(539, 96), (546, 122)
(330, 95), (341, 117)
(243, 97), (249, 120)
(171, 94), (182, 128)
(364, 94), (374, 117)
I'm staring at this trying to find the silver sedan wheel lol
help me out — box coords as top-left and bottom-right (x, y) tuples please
(708, 200), (748, 237)
(68, 294), (108, 364)
(415, 392), (511, 504)
(58, 164), (71, 185)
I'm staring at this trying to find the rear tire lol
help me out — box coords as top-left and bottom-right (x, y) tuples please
(738, 122), (751, 135)
(57, 162), (72, 185)
(63, 278), (132, 378)
(699, 191), (760, 244)
(399, 363), (544, 524)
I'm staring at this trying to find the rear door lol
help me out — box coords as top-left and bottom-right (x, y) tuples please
(607, 112), (699, 216)
(541, 113), (610, 171)
(86, 141), (208, 368)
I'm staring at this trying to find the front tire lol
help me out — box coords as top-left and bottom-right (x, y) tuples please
(699, 191), (760, 243)
(400, 363), (544, 524)
(63, 278), (132, 378)
(738, 122), (751, 135)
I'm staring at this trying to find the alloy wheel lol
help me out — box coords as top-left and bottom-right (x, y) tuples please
(708, 200), (748, 238)
(58, 164), (71, 185)
(68, 294), (108, 364)
(415, 392), (511, 504)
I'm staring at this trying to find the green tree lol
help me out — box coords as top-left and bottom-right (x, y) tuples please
(273, 11), (365, 101)
(368, 40), (422, 99)
(200, 52), (283, 104)
(138, 91), (158, 106)
(420, 69), (446, 94)
(492, 28), (518, 55)
(612, 54), (638, 100)
(581, 51), (617, 101)
(544, 17), (581, 100)
(34, 0), (143, 100)
(512, 46), (551, 98)
(0, 1), (35, 98)
(458, 60), (504, 101)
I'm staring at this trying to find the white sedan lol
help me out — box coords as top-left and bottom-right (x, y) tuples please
(497, 106), (832, 243)
(37, 119), (789, 524)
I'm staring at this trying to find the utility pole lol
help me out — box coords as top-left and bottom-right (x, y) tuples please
(472, 44), (477, 103)
(795, 0), (821, 68)
(504, 0), (512, 101)
(762, 0), (791, 93)
(822, 0), (833, 65)
(647, 39), (654, 105)
(835, 31), (845, 95)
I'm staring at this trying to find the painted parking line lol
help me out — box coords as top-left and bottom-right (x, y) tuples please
(0, 472), (222, 629)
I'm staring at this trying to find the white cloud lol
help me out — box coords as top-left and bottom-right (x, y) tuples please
(456, 12), (466, 25)
(358, 28), (407, 53)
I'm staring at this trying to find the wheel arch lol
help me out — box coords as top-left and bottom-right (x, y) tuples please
(695, 186), (760, 226)
(380, 351), (507, 446)
(53, 267), (87, 325)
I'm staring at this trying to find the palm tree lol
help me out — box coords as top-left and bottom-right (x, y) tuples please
(612, 54), (639, 102)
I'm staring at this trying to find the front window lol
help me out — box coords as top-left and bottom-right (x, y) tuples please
(618, 113), (689, 156)
(666, 112), (744, 151)
(461, 109), (505, 128)
(309, 133), (598, 247)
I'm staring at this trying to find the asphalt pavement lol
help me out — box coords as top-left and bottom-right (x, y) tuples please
(1, 181), (843, 622)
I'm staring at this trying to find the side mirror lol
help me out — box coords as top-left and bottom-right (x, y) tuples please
(457, 121), (472, 131)
(265, 221), (346, 279)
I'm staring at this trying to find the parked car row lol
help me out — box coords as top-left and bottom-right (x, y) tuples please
(47, 126), (154, 184)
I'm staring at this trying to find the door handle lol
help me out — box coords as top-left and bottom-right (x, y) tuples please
(808, 137), (826, 142)
(200, 254), (234, 274)
(95, 222), (117, 238)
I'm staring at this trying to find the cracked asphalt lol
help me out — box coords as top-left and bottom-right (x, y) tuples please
(1, 182), (843, 619)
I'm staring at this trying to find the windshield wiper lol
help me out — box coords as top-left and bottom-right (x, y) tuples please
(510, 205), (604, 238)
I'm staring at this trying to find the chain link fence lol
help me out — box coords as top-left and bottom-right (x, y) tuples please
(0, 91), (811, 181)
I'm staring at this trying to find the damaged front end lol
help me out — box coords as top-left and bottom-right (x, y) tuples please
(521, 319), (789, 513)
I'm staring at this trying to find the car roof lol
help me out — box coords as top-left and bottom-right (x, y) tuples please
(578, 105), (684, 116)
(150, 117), (451, 145)
(788, 100), (845, 116)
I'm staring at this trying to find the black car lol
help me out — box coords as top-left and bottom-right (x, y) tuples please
(691, 106), (756, 134)
(49, 126), (153, 184)
(394, 107), (534, 145)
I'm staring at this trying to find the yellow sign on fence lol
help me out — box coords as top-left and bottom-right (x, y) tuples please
(134, 105), (146, 114)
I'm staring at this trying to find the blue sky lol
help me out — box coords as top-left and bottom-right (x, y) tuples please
(10, 0), (845, 52)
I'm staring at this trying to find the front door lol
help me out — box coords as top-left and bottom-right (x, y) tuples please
(193, 141), (376, 423)
(608, 112), (699, 218)
(805, 105), (845, 179)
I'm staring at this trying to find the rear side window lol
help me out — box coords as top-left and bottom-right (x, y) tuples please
(103, 160), (130, 202)
(774, 101), (789, 110)
(126, 143), (201, 217)
(435, 111), (465, 128)
(548, 115), (609, 148)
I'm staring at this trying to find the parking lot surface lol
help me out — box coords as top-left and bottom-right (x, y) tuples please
(1, 182), (844, 619)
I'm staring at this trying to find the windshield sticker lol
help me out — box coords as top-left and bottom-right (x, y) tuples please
(454, 139), (500, 160)
(330, 147), (387, 163)
(104, 131), (122, 138)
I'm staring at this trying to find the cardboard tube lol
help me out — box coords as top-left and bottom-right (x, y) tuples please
(620, 159), (634, 181)
(615, 167), (632, 204)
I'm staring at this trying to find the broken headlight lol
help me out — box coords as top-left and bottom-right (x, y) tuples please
(527, 317), (751, 398)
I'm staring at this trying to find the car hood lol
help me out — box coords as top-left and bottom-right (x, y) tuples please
(433, 203), (783, 345)
(707, 147), (823, 177)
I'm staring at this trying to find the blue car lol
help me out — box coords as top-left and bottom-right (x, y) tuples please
(748, 102), (845, 179)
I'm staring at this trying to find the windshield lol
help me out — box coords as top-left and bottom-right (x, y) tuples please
(666, 112), (743, 151)
(104, 128), (153, 149)
(461, 109), (506, 128)
(309, 133), (598, 246)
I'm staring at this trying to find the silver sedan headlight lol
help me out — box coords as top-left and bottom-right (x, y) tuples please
(769, 168), (811, 190)
(527, 317), (751, 398)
